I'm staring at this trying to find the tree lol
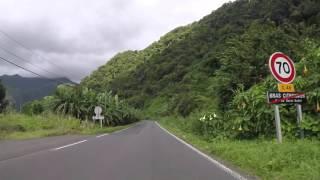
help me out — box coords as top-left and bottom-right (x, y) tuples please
(0, 80), (8, 113)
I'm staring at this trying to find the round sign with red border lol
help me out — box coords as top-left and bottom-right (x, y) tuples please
(269, 52), (296, 84)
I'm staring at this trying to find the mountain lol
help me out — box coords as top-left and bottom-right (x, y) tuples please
(0, 75), (74, 109)
(81, 0), (320, 117)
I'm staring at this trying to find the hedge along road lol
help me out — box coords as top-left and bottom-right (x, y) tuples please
(0, 121), (247, 180)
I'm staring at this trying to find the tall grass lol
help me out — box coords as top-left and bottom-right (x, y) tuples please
(0, 113), (130, 140)
(159, 117), (320, 180)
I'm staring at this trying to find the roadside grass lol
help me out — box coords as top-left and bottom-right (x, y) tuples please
(0, 113), (132, 140)
(158, 117), (320, 180)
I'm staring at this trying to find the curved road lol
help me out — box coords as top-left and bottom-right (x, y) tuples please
(0, 121), (245, 180)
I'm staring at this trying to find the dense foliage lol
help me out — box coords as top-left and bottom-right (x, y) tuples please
(0, 80), (8, 113)
(23, 85), (140, 126)
(81, 25), (192, 93)
(80, 0), (320, 138)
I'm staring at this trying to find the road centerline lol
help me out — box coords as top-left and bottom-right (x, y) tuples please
(52, 140), (87, 151)
(96, 133), (109, 138)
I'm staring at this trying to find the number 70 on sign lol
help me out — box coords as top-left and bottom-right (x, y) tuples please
(269, 52), (296, 84)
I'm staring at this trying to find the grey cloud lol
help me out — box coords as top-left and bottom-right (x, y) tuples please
(0, 0), (230, 82)
(1, 19), (141, 55)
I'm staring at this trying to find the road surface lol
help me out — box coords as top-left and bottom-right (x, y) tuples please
(0, 121), (246, 180)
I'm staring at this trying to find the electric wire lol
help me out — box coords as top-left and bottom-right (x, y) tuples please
(0, 55), (66, 84)
(0, 45), (65, 79)
(0, 29), (77, 79)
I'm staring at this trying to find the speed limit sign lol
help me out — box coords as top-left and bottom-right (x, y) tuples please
(269, 52), (296, 84)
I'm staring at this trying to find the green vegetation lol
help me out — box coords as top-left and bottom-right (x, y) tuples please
(81, 25), (192, 94)
(81, 0), (320, 138)
(76, 1), (320, 178)
(159, 118), (320, 180)
(22, 84), (140, 126)
(0, 80), (9, 113)
(0, 113), (130, 140)
(0, 78), (138, 140)
(2, 0), (319, 178)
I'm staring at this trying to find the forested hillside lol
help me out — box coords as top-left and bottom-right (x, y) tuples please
(81, 25), (192, 92)
(81, 0), (320, 138)
(3, 1), (318, 179)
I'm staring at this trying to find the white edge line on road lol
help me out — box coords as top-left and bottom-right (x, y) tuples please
(96, 133), (109, 138)
(52, 140), (87, 151)
(155, 122), (247, 180)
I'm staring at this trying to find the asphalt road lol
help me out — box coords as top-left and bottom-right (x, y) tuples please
(0, 121), (245, 180)
(0, 135), (90, 161)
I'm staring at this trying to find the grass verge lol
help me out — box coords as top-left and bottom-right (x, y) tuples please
(0, 113), (133, 140)
(158, 117), (320, 180)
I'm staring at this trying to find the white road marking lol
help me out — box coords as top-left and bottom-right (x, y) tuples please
(114, 127), (131, 134)
(155, 122), (247, 180)
(52, 140), (87, 151)
(96, 133), (109, 138)
(113, 124), (140, 134)
(7, 123), (141, 156)
(51, 121), (140, 151)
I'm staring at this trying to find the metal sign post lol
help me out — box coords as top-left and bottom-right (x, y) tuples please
(274, 105), (282, 143)
(267, 52), (306, 143)
(296, 104), (304, 139)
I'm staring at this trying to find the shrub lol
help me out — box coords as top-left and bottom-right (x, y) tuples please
(51, 85), (139, 126)
(22, 101), (44, 115)
(170, 94), (200, 117)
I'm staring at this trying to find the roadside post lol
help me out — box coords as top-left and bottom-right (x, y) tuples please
(93, 106), (105, 128)
(274, 105), (282, 143)
(296, 104), (304, 139)
(267, 52), (305, 143)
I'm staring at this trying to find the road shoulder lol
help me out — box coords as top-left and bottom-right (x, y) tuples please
(155, 121), (258, 180)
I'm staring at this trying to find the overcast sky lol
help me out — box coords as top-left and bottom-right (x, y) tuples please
(0, 0), (231, 82)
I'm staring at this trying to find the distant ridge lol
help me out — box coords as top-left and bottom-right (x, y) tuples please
(0, 74), (75, 109)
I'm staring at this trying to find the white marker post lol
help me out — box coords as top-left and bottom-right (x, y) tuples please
(93, 106), (105, 128)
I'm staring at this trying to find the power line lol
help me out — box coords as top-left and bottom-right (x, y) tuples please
(0, 55), (65, 84)
(0, 45), (64, 79)
(0, 55), (46, 78)
(0, 29), (78, 79)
